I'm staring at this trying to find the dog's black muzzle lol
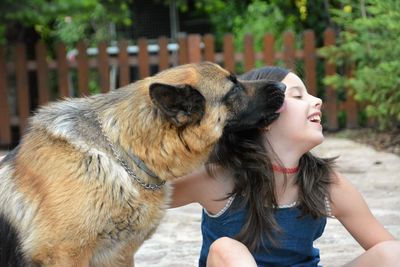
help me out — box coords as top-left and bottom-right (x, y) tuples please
(224, 81), (286, 132)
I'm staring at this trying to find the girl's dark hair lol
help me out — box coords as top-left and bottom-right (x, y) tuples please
(206, 66), (336, 251)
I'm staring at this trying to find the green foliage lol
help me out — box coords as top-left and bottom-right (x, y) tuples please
(0, 0), (132, 47)
(175, 0), (248, 49)
(319, 0), (400, 129)
(175, 0), (308, 51)
(176, 0), (332, 69)
(231, 0), (295, 52)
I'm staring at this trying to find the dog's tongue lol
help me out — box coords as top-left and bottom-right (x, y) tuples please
(276, 101), (286, 113)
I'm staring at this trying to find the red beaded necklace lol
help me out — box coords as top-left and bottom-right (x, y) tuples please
(272, 164), (299, 174)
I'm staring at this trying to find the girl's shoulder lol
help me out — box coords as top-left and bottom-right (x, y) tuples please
(328, 170), (368, 218)
(170, 164), (235, 211)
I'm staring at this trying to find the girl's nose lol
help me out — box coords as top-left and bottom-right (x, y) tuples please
(313, 96), (323, 109)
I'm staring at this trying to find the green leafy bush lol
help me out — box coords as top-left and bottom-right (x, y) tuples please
(231, 0), (295, 52)
(320, 0), (400, 129)
(0, 0), (131, 47)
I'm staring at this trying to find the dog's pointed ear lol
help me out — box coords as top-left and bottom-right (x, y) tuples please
(149, 83), (206, 127)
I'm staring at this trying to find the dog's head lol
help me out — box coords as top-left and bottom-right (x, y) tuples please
(128, 62), (285, 179)
(149, 62), (285, 134)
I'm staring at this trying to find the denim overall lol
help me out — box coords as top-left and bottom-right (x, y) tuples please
(199, 195), (326, 267)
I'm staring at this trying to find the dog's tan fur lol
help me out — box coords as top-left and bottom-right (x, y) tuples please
(0, 62), (285, 266)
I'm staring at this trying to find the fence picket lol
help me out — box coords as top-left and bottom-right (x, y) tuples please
(345, 64), (358, 129)
(118, 40), (130, 87)
(98, 41), (110, 93)
(223, 34), (235, 73)
(304, 30), (317, 97)
(35, 41), (49, 105)
(0, 46), (11, 145)
(203, 34), (215, 62)
(158, 36), (169, 71)
(56, 43), (69, 98)
(283, 32), (296, 71)
(77, 41), (89, 96)
(178, 35), (188, 65)
(138, 38), (150, 79)
(15, 43), (30, 136)
(244, 35), (255, 72)
(323, 28), (338, 131)
(263, 33), (275, 66)
(187, 34), (202, 63)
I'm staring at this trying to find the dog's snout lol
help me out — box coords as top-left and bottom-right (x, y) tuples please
(275, 82), (286, 92)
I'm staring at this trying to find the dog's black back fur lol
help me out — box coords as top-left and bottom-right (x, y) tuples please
(0, 215), (27, 267)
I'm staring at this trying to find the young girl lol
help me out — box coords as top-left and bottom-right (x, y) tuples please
(171, 66), (400, 267)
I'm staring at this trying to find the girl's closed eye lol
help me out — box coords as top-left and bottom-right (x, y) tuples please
(289, 92), (303, 99)
(287, 86), (304, 99)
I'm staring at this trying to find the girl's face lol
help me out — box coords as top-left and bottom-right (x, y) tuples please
(266, 72), (323, 153)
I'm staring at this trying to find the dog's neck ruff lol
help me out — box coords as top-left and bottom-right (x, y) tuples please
(91, 113), (166, 191)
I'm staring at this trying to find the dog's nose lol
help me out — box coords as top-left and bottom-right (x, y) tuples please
(276, 101), (286, 113)
(275, 82), (286, 92)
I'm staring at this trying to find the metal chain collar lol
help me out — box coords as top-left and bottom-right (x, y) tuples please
(92, 113), (166, 191)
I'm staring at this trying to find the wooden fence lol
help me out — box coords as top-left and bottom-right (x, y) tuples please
(0, 28), (359, 147)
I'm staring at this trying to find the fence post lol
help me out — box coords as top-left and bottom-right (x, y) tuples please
(15, 43), (30, 136)
(187, 34), (202, 63)
(223, 34), (235, 73)
(98, 41), (110, 93)
(203, 34), (215, 62)
(263, 33), (275, 66)
(77, 41), (89, 96)
(118, 40), (130, 87)
(283, 31), (296, 71)
(0, 46), (11, 145)
(35, 40), (49, 105)
(178, 35), (188, 65)
(303, 30), (317, 97)
(244, 34), (255, 72)
(158, 36), (169, 71)
(56, 43), (69, 98)
(323, 28), (338, 131)
(138, 38), (150, 79)
(345, 63), (358, 129)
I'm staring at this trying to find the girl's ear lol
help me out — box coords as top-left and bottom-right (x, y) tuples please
(149, 83), (206, 127)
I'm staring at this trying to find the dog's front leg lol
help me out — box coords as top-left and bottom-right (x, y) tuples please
(88, 243), (135, 267)
(32, 245), (93, 267)
(111, 245), (135, 267)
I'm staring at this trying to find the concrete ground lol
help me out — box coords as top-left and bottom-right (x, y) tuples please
(1, 137), (399, 266)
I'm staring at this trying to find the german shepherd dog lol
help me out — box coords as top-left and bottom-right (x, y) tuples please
(0, 62), (285, 266)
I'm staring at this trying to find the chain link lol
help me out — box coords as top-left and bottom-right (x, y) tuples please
(92, 113), (166, 191)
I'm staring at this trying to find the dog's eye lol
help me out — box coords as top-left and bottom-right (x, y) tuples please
(230, 85), (241, 94)
(223, 84), (243, 104)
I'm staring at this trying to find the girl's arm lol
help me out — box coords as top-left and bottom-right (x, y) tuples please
(330, 171), (396, 250)
(170, 165), (234, 214)
(170, 166), (209, 208)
